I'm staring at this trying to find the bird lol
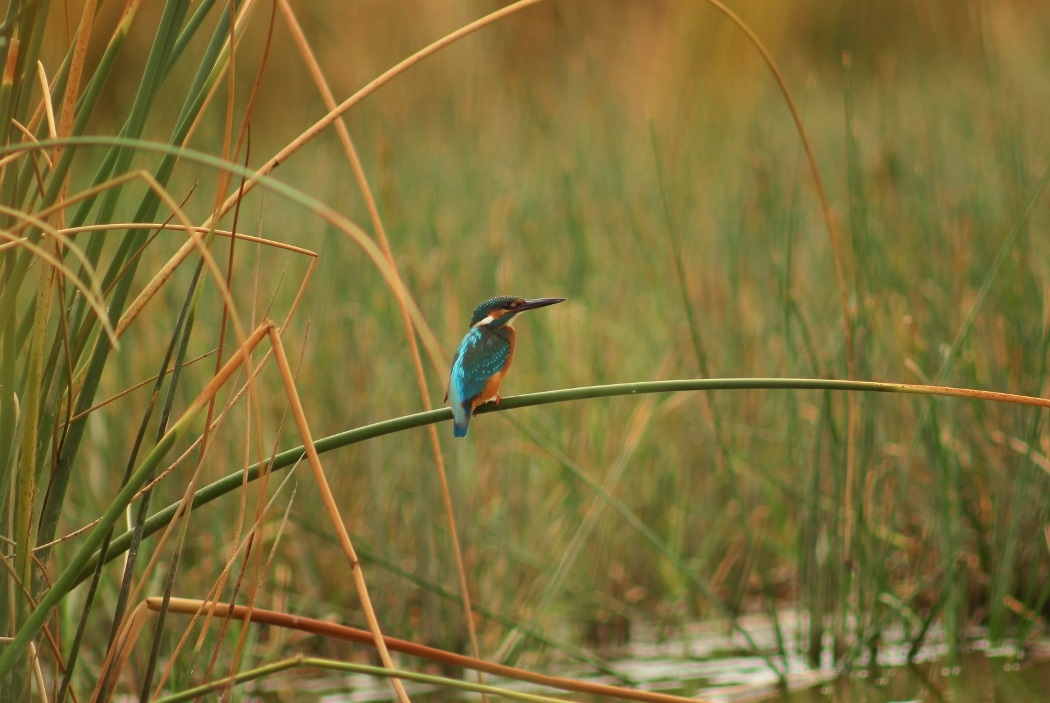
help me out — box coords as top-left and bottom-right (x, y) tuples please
(446, 295), (565, 437)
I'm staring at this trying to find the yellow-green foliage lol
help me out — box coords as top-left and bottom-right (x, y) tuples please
(2, 1), (1050, 699)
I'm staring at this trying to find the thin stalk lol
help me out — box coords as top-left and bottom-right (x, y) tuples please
(150, 599), (706, 703)
(935, 163), (1050, 384)
(153, 656), (608, 703)
(1012, 329), (1050, 648)
(699, 5), (858, 607)
(267, 326), (410, 703)
(275, 2), (487, 692)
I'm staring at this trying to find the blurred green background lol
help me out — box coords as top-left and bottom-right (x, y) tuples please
(8, 0), (1050, 696)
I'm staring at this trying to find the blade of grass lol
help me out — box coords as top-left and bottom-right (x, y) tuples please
(32, 0), (197, 574)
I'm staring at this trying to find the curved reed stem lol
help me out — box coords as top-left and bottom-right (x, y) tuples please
(78, 376), (1050, 585)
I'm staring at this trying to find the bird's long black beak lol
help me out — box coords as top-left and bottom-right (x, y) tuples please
(517, 297), (566, 312)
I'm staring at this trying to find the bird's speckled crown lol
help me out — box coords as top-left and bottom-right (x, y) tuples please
(469, 295), (521, 326)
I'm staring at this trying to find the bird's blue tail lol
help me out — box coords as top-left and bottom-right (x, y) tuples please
(452, 402), (471, 438)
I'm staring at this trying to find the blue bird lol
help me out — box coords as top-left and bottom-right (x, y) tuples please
(446, 295), (565, 437)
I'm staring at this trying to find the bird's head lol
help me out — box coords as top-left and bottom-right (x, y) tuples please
(469, 295), (565, 329)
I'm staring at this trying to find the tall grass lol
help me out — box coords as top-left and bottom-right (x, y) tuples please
(2, 1), (1050, 701)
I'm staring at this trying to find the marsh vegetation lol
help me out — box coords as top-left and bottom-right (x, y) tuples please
(1, 1), (1049, 701)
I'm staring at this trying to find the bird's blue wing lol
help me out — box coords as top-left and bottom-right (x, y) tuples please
(453, 330), (511, 400)
(449, 329), (511, 437)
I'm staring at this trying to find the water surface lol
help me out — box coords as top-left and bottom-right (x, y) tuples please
(267, 615), (1050, 703)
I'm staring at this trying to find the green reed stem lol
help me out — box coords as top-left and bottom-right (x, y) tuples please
(153, 656), (582, 703)
(75, 376), (1050, 585)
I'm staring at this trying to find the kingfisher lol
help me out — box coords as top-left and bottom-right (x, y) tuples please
(446, 295), (565, 437)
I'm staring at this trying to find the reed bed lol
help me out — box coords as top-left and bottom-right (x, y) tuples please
(1, 1), (1049, 701)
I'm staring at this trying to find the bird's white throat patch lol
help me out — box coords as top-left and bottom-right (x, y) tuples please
(472, 315), (516, 329)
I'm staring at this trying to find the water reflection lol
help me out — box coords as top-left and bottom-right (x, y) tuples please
(293, 615), (1050, 703)
(610, 617), (1050, 703)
